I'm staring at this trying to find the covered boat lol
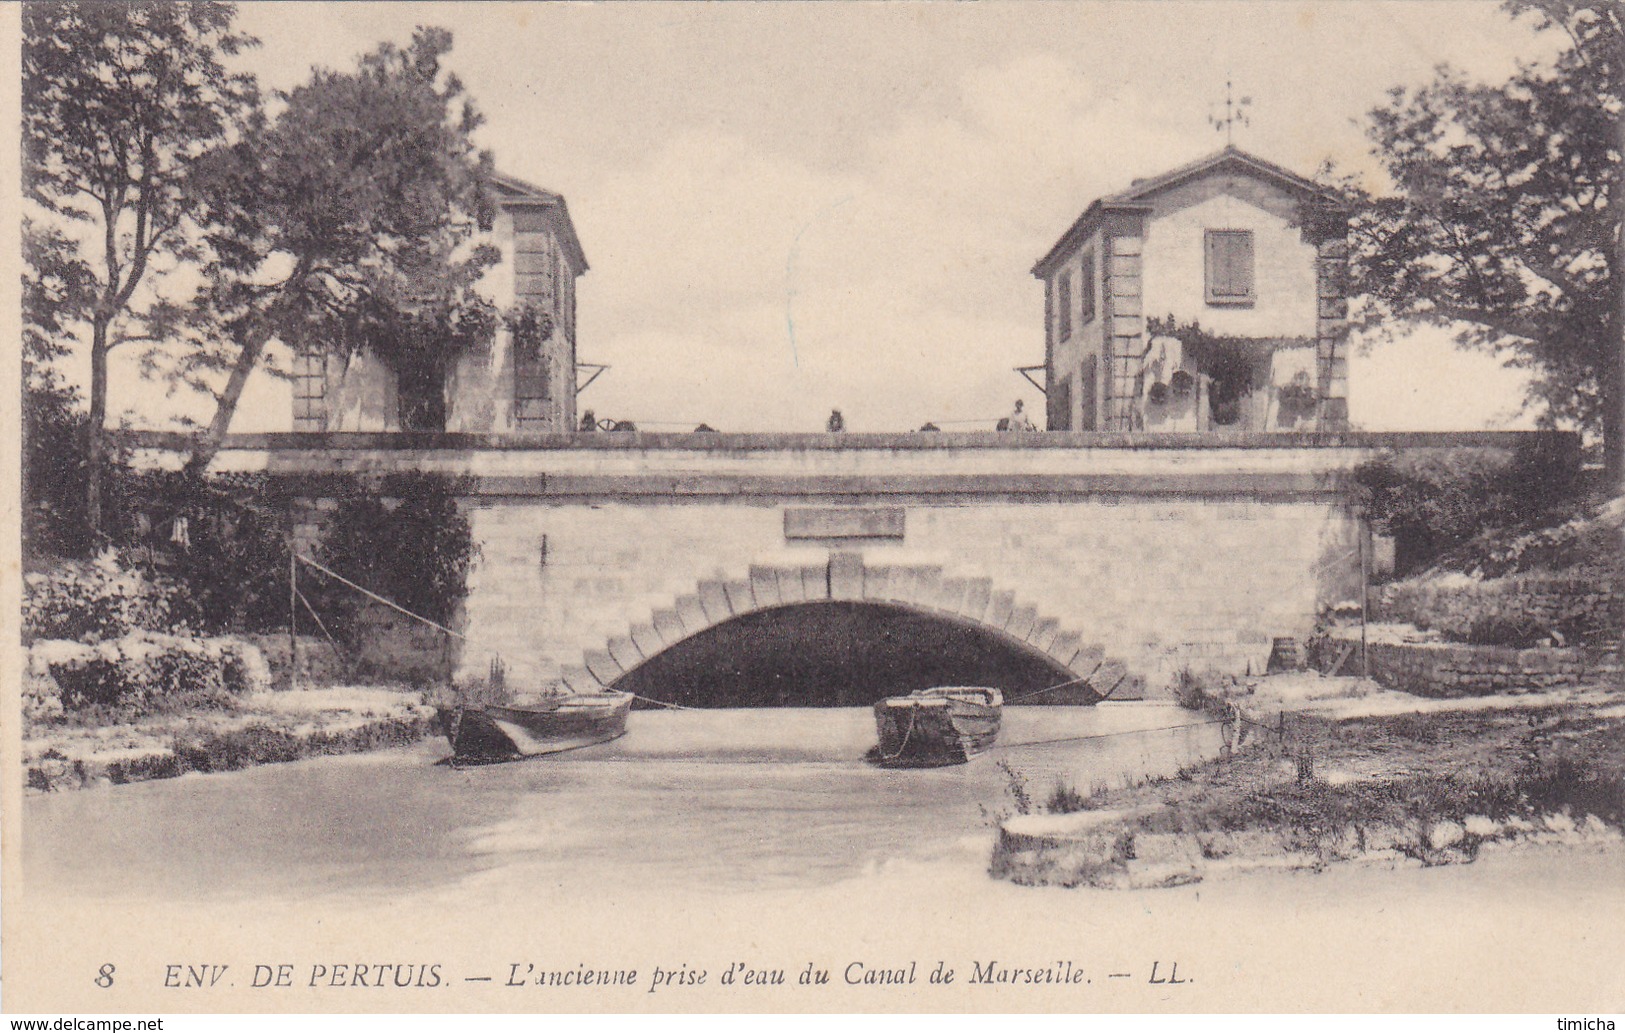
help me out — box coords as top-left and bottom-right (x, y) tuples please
(870, 686), (1003, 767)
(438, 691), (634, 765)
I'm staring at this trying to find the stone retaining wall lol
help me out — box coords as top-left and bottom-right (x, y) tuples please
(1375, 572), (1623, 648)
(1337, 634), (1620, 697)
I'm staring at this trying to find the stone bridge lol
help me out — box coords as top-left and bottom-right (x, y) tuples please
(188, 429), (1563, 701)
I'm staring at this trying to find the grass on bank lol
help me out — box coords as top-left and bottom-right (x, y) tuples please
(24, 685), (437, 790)
(993, 677), (1625, 885)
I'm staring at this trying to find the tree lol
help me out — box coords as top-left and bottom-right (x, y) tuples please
(184, 26), (500, 467)
(1349, 0), (1625, 489)
(22, 220), (95, 559)
(22, 1), (259, 535)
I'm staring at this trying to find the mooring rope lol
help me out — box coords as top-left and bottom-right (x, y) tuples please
(991, 716), (1228, 752)
(293, 585), (342, 654)
(876, 706), (919, 763)
(295, 553), (700, 710)
(296, 553), (1154, 718)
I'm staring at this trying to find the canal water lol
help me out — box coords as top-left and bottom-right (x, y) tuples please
(22, 704), (1222, 906)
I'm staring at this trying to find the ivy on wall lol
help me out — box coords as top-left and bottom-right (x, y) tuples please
(505, 301), (556, 360)
(1146, 315), (1315, 426)
(90, 470), (478, 642)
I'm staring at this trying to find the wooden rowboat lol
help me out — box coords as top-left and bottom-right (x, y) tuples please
(438, 691), (634, 765)
(870, 686), (1003, 768)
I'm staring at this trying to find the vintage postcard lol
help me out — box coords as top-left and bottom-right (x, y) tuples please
(5, 0), (1623, 1019)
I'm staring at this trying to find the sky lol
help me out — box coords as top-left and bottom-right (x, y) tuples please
(90, 1), (1560, 434)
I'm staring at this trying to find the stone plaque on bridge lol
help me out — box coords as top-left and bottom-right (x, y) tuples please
(783, 506), (906, 541)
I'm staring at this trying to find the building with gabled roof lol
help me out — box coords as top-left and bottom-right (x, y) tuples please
(1032, 146), (1349, 433)
(290, 171), (589, 435)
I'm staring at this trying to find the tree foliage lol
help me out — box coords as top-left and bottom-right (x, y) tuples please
(22, 1), (260, 532)
(1353, 437), (1585, 576)
(312, 475), (478, 635)
(22, 220), (96, 559)
(1347, 0), (1624, 483)
(187, 26), (501, 455)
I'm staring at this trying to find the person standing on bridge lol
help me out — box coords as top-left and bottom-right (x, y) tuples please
(1004, 399), (1035, 432)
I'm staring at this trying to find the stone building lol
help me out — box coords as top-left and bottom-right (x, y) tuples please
(1032, 146), (1349, 433)
(290, 172), (588, 434)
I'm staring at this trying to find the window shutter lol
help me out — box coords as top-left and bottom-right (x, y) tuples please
(1057, 272), (1072, 340)
(1206, 230), (1254, 302)
(1080, 253), (1096, 324)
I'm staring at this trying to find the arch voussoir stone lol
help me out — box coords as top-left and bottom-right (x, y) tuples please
(723, 579), (754, 614)
(750, 566), (784, 607)
(960, 579), (992, 623)
(697, 581), (730, 623)
(1048, 630), (1082, 665)
(575, 552), (1129, 701)
(1007, 603), (1038, 641)
(1031, 617), (1059, 651)
(912, 567), (944, 608)
(562, 664), (604, 695)
(585, 649), (622, 684)
(934, 577), (969, 615)
(608, 635), (642, 671)
(861, 564), (894, 601)
(776, 567), (806, 604)
(653, 609), (685, 647)
(799, 566), (828, 602)
(1089, 659), (1133, 696)
(675, 595), (708, 636)
(630, 623), (662, 660)
(829, 553), (863, 600)
(1070, 642), (1106, 672)
(986, 590), (1015, 631)
(889, 566), (923, 606)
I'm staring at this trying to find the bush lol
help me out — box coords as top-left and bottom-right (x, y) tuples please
(22, 550), (198, 642)
(29, 632), (269, 716)
(174, 724), (304, 773)
(1460, 614), (1551, 649)
(22, 672), (65, 722)
(104, 470), (295, 634)
(22, 377), (91, 561)
(45, 471), (475, 652)
(307, 473), (477, 640)
(1353, 439), (1584, 578)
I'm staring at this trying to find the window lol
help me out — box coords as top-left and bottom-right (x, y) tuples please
(1205, 229), (1255, 304)
(397, 363), (445, 432)
(514, 347), (550, 429)
(1047, 371), (1072, 431)
(1056, 271), (1072, 340)
(1080, 353), (1097, 430)
(292, 349), (326, 430)
(1079, 253), (1096, 325)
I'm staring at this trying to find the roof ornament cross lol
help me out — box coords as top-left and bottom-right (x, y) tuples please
(1208, 78), (1253, 146)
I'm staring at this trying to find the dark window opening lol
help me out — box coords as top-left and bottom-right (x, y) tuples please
(1080, 253), (1096, 324)
(1080, 353), (1098, 431)
(1056, 271), (1072, 340)
(515, 350), (550, 429)
(397, 363), (446, 432)
(1048, 371), (1072, 431)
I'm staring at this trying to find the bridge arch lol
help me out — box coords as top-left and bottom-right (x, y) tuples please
(554, 553), (1143, 703)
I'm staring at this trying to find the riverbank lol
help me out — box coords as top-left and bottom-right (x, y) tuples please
(23, 686), (436, 791)
(992, 673), (1625, 888)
